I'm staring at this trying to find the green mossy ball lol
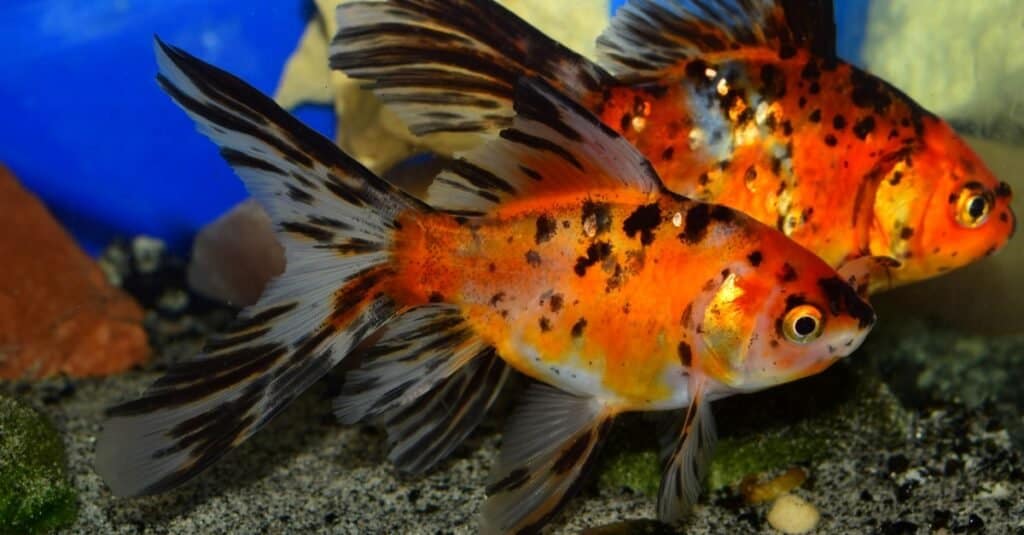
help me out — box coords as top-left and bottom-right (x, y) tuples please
(0, 395), (77, 534)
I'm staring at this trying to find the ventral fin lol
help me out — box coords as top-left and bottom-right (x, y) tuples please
(837, 255), (902, 297)
(334, 304), (489, 424)
(428, 77), (665, 216)
(378, 349), (511, 474)
(657, 377), (717, 523)
(481, 383), (614, 534)
(597, 0), (837, 83)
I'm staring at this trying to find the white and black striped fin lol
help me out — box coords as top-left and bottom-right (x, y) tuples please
(657, 378), (717, 524)
(481, 383), (614, 535)
(598, 0), (836, 83)
(427, 77), (665, 216)
(329, 0), (613, 144)
(94, 37), (427, 497)
(334, 304), (488, 424)
(377, 348), (510, 474)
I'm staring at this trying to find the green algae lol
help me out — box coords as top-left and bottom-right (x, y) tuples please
(0, 395), (77, 534)
(597, 359), (911, 496)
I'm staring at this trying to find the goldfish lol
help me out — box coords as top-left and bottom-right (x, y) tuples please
(329, 0), (1015, 294)
(95, 38), (876, 533)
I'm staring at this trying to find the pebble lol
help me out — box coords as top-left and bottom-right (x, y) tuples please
(767, 493), (820, 534)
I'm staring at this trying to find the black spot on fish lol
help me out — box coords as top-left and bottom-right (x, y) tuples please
(758, 64), (786, 101)
(850, 69), (893, 114)
(995, 181), (1013, 198)
(535, 213), (557, 244)
(428, 292), (444, 303)
(488, 262), (497, 273)
(549, 293), (564, 313)
(889, 171), (903, 186)
(581, 200), (613, 236)
(853, 116), (876, 140)
(832, 114), (847, 130)
(778, 263), (798, 283)
(779, 44), (797, 60)
(679, 204), (711, 243)
(677, 342), (692, 367)
(798, 96), (807, 109)
(819, 276), (876, 328)
(539, 317), (552, 332)
(748, 250), (763, 267)
(800, 60), (821, 81)
(698, 173), (710, 186)
(489, 292), (505, 306)
(622, 203), (662, 246)
(900, 227), (914, 240)
(662, 146), (675, 160)
(781, 120), (794, 136)
(710, 205), (734, 222)
(619, 113), (632, 132)
(825, 134), (838, 147)
(808, 109), (821, 123)
(574, 241), (612, 276)
(571, 318), (587, 338)
(526, 250), (542, 267)
(809, 82), (821, 95)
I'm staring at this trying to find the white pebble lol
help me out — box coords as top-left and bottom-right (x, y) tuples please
(767, 493), (820, 534)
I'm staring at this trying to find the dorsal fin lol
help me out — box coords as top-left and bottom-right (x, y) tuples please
(426, 77), (665, 216)
(597, 0), (837, 83)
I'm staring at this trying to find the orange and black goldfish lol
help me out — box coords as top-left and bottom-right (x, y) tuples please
(330, 0), (1015, 294)
(95, 38), (876, 533)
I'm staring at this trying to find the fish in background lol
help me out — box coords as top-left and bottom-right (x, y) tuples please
(96, 38), (878, 533)
(329, 0), (1015, 295)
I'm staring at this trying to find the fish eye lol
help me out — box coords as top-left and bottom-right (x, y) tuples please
(782, 304), (824, 344)
(954, 184), (993, 228)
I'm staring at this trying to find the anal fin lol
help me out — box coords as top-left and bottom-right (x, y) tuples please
(481, 383), (615, 534)
(379, 349), (511, 474)
(334, 304), (511, 473)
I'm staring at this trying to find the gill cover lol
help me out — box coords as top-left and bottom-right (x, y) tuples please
(698, 272), (772, 385)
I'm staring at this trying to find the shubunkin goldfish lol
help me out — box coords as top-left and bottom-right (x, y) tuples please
(330, 0), (1016, 294)
(96, 39), (877, 532)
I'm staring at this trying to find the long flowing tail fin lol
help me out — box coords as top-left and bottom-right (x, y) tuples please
(329, 0), (614, 146)
(94, 37), (430, 497)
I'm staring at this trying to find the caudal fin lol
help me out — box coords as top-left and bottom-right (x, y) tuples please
(329, 0), (614, 145)
(94, 37), (429, 497)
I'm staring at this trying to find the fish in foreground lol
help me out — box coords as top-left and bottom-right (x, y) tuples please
(330, 0), (1015, 294)
(95, 38), (877, 533)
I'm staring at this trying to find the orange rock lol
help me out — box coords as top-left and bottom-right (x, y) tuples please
(0, 164), (149, 379)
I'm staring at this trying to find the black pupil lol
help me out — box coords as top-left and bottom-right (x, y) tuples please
(794, 316), (817, 336)
(967, 196), (987, 219)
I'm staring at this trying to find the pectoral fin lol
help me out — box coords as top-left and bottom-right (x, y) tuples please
(657, 377), (717, 524)
(837, 255), (902, 297)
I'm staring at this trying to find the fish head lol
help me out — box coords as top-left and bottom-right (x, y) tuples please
(693, 232), (876, 392)
(873, 120), (1015, 286)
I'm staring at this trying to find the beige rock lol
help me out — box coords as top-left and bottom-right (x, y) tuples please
(0, 164), (148, 379)
(766, 493), (820, 534)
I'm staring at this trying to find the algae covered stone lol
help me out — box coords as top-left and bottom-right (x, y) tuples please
(0, 395), (77, 534)
(597, 360), (911, 496)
